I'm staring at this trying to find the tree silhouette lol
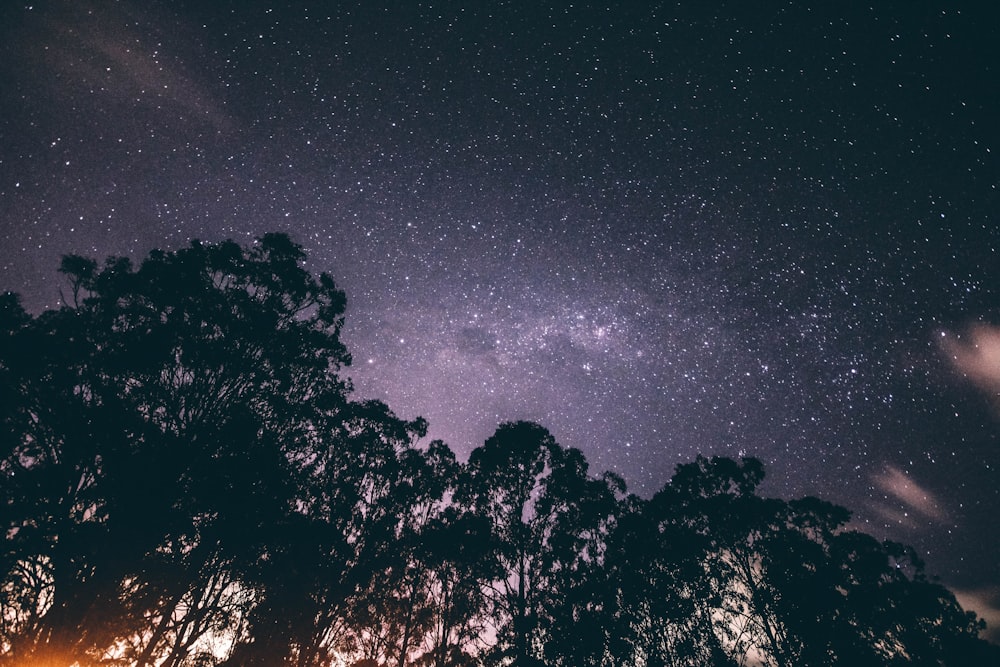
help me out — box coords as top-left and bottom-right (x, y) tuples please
(456, 422), (623, 667)
(2, 234), (356, 665)
(2, 235), (998, 667)
(412, 506), (494, 667)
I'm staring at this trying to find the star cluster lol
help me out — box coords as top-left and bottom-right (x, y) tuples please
(1, 0), (999, 627)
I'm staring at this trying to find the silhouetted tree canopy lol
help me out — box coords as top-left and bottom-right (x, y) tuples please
(1, 235), (996, 666)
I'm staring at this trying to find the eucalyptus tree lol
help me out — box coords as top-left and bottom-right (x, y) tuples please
(595, 491), (734, 667)
(412, 506), (495, 667)
(332, 437), (500, 667)
(456, 421), (622, 667)
(223, 398), (431, 667)
(758, 506), (998, 666)
(659, 456), (999, 667)
(0, 234), (355, 666)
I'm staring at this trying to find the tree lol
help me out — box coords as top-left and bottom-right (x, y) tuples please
(3, 234), (997, 666)
(219, 397), (431, 667)
(1, 234), (354, 666)
(592, 496), (728, 667)
(656, 456), (1000, 667)
(412, 507), (494, 667)
(456, 422), (621, 667)
(334, 438), (459, 667)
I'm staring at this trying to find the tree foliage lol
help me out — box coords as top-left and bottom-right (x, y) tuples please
(1, 235), (996, 666)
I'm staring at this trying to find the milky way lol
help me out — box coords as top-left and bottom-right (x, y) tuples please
(1, 1), (999, 633)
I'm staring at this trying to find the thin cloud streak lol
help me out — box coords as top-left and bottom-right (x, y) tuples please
(943, 324), (1000, 409)
(871, 465), (948, 526)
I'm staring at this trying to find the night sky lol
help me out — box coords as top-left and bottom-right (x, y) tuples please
(2, 0), (999, 636)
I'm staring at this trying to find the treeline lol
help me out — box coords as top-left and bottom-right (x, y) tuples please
(0, 234), (995, 667)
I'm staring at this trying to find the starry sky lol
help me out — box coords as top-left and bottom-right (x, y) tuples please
(2, 0), (999, 634)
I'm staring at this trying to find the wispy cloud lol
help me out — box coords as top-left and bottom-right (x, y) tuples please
(942, 324), (1000, 408)
(870, 465), (948, 528)
(18, 1), (236, 134)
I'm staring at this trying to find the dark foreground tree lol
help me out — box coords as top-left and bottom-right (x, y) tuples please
(455, 422), (623, 667)
(631, 456), (999, 667)
(0, 235), (427, 666)
(2, 235), (998, 666)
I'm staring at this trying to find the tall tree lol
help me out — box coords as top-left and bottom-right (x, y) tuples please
(457, 422), (621, 667)
(344, 439), (470, 667)
(413, 506), (495, 667)
(597, 491), (735, 667)
(226, 398), (430, 667)
(659, 456), (1000, 667)
(1, 234), (354, 666)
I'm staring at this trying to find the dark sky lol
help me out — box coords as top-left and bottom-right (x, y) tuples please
(2, 0), (999, 635)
